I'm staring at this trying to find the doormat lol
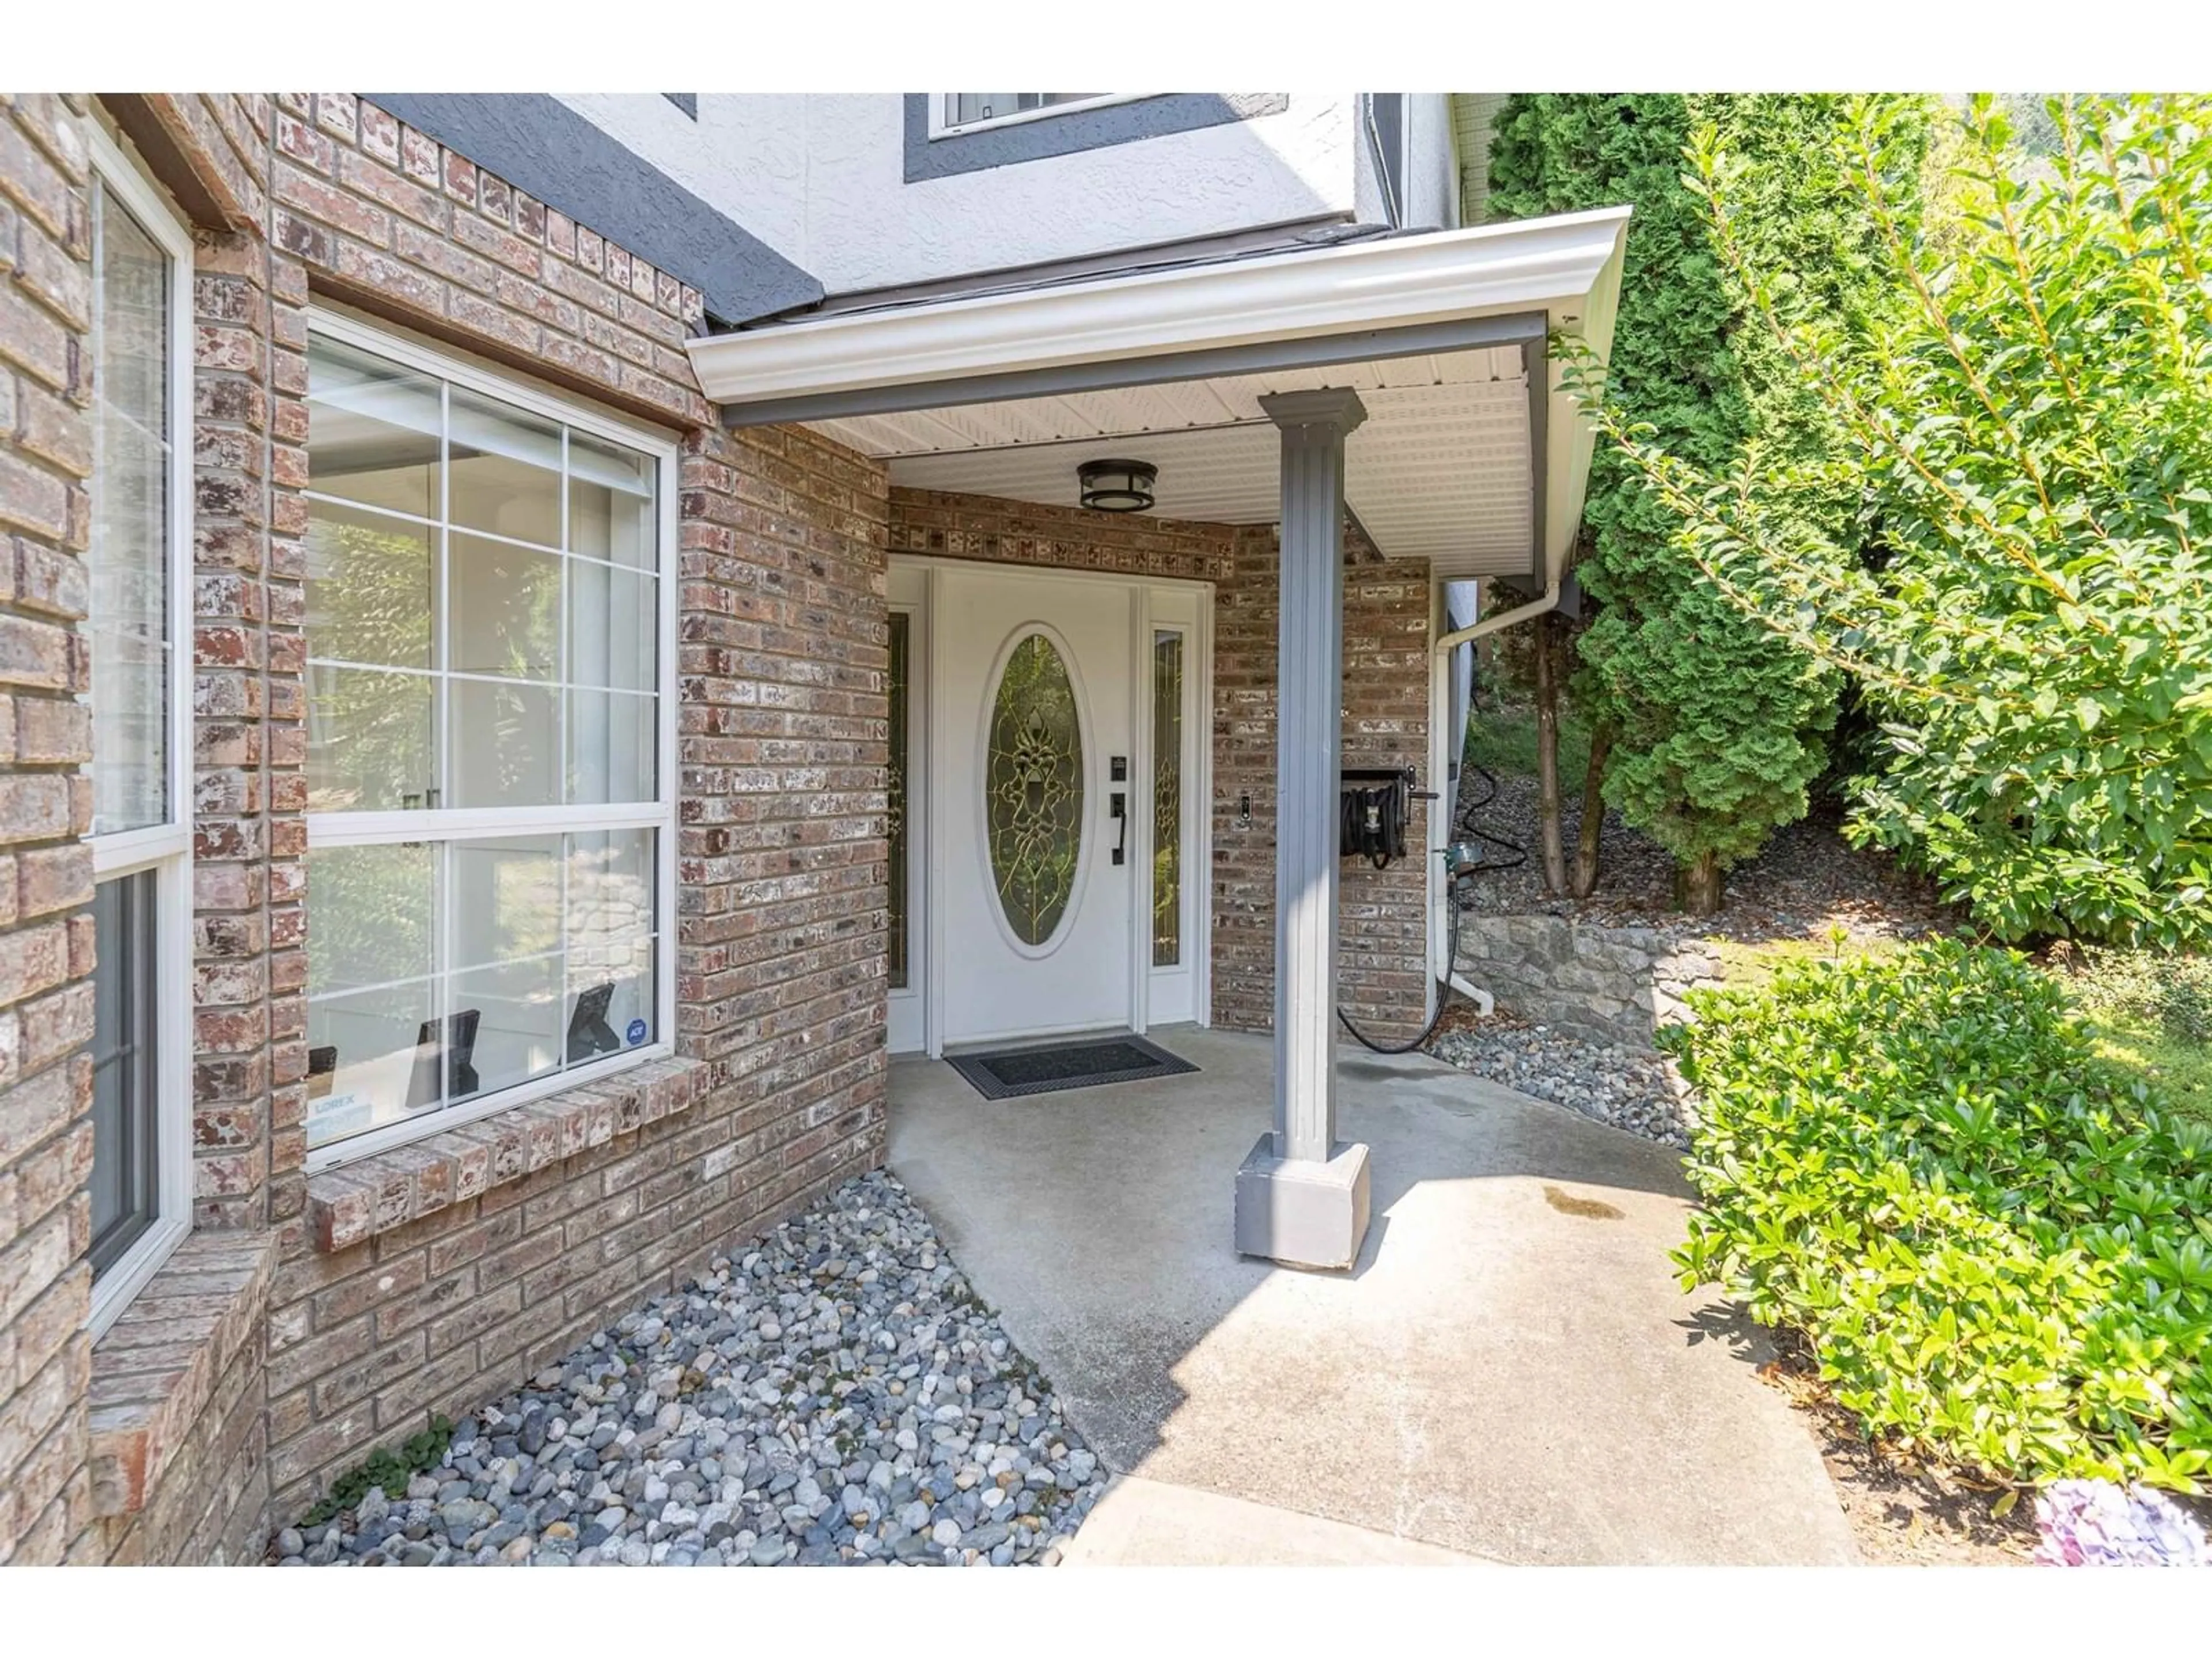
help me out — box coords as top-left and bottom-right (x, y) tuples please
(947, 1034), (1200, 1100)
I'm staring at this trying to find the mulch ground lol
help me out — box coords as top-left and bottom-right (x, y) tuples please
(1452, 767), (1965, 948)
(1752, 1331), (2039, 1566)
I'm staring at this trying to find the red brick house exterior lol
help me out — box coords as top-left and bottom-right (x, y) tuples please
(0, 93), (1435, 1563)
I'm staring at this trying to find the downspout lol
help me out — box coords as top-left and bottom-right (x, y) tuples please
(1425, 581), (1567, 1021)
(1431, 579), (1562, 657)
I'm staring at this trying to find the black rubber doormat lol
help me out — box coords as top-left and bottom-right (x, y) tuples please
(947, 1034), (1200, 1100)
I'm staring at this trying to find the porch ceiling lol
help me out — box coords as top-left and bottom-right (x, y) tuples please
(813, 344), (1533, 574)
(688, 207), (1631, 588)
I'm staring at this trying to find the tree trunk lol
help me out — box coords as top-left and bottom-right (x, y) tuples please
(1532, 612), (1570, 896)
(1571, 726), (1612, 900)
(1676, 848), (1723, 915)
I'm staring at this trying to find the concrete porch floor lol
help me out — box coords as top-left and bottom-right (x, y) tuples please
(888, 1027), (1857, 1566)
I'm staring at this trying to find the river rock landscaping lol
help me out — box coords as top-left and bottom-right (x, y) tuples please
(1429, 1007), (1690, 1147)
(273, 1170), (1107, 1567)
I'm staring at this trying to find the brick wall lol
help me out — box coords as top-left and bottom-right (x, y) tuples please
(0, 92), (100, 1566)
(0, 93), (892, 1565)
(888, 490), (1433, 1041)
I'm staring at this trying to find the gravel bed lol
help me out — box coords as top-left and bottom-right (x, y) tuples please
(1428, 1009), (1691, 1148)
(275, 1171), (1107, 1567)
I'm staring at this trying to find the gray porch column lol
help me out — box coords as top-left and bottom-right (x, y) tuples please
(1233, 387), (1372, 1271)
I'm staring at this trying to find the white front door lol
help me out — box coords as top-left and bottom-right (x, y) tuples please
(935, 565), (1135, 1046)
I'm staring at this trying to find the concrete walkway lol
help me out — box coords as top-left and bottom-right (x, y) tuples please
(889, 1027), (1857, 1566)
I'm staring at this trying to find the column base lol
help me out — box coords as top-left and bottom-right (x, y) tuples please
(1232, 1136), (1372, 1270)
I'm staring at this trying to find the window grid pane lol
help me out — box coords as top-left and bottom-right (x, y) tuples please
(305, 338), (661, 818)
(305, 827), (660, 1154)
(304, 331), (665, 1156)
(90, 872), (161, 1277)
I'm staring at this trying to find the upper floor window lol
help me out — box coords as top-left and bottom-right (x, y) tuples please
(933, 94), (1118, 137)
(301, 319), (676, 1168)
(85, 124), (195, 1335)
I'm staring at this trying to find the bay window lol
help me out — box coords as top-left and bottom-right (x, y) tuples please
(302, 319), (676, 1168)
(85, 126), (194, 1334)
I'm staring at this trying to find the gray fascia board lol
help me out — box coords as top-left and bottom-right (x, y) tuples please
(719, 311), (1550, 429)
(904, 94), (1289, 183)
(362, 94), (823, 327)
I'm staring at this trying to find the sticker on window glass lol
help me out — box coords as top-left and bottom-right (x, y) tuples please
(626, 1018), (649, 1046)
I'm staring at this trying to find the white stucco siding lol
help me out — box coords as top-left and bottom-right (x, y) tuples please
(556, 94), (1361, 297)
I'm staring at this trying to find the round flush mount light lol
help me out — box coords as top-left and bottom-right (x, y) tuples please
(1078, 459), (1158, 513)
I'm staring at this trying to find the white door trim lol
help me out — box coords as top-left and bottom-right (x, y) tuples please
(892, 554), (1213, 1056)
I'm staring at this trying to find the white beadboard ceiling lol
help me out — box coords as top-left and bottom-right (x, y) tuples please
(807, 344), (1534, 577)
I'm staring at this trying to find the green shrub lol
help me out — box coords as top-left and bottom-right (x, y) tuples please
(1666, 938), (2212, 1491)
(298, 1415), (454, 1528)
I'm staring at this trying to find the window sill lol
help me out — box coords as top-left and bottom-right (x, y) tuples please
(89, 1230), (278, 1519)
(303, 1055), (705, 1254)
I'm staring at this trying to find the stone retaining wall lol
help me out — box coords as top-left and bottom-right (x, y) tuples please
(1454, 914), (1722, 1050)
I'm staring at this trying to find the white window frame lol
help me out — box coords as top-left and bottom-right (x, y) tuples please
(85, 123), (196, 1338)
(927, 94), (1146, 139)
(301, 309), (680, 1175)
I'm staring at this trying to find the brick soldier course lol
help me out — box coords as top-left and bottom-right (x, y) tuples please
(0, 93), (1438, 1563)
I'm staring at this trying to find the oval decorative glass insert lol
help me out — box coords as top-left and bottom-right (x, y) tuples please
(986, 632), (1085, 947)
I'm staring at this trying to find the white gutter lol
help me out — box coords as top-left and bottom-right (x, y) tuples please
(687, 206), (1632, 410)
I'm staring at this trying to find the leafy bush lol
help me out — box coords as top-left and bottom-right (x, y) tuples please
(1666, 938), (2212, 1491)
(1582, 95), (2212, 947)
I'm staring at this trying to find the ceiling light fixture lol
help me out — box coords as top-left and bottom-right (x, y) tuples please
(1077, 458), (1158, 513)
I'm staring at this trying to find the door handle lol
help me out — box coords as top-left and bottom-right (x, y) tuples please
(1111, 792), (1127, 865)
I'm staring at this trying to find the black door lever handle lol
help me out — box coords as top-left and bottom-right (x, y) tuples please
(1111, 792), (1127, 864)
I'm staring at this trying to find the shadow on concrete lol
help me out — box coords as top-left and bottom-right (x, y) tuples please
(886, 1025), (1855, 1566)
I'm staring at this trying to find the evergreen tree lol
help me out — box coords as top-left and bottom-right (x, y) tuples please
(1487, 95), (1923, 910)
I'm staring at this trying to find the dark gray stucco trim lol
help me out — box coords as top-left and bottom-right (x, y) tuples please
(720, 311), (1548, 429)
(904, 94), (1290, 183)
(363, 94), (821, 327)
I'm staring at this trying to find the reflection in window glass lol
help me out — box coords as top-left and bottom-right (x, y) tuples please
(305, 337), (441, 519)
(306, 663), (435, 812)
(1153, 631), (1183, 968)
(566, 688), (657, 806)
(89, 180), (171, 837)
(450, 678), (559, 809)
(306, 500), (434, 669)
(949, 94), (1101, 126)
(569, 434), (656, 567)
(449, 533), (562, 681)
(567, 560), (656, 693)
(448, 388), (562, 548)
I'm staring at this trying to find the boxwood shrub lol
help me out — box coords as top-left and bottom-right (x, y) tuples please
(1665, 938), (2212, 1492)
